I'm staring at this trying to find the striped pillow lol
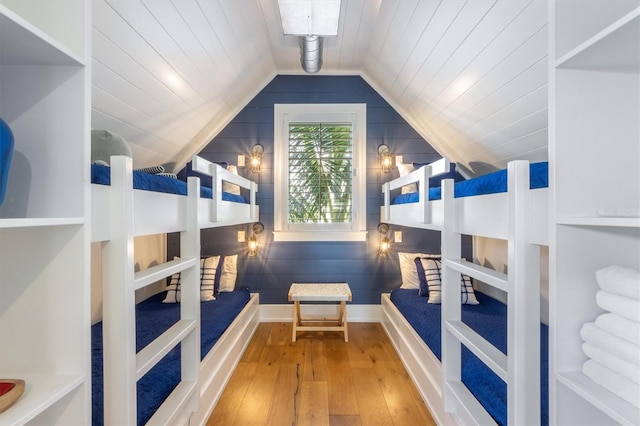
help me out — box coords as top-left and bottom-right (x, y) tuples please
(200, 256), (219, 301)
(163, 256), (222, 303)
(417, 258), (478, 305)
(163, 268), (182, 303)
(135, 165), (165, 174)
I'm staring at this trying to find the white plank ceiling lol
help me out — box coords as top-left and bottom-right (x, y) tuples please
(92, 0), (547, 176)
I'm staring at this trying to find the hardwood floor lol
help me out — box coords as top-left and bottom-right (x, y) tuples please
(207, 322), (436, 426)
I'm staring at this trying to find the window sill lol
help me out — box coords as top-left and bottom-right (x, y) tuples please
(273, 231), (368, 242)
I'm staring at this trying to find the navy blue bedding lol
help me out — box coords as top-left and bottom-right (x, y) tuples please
(91, 164), (248, 204)
(390, 288), (548, 426)
(391, 161), (548, 205)
(92, 288), (251, 426)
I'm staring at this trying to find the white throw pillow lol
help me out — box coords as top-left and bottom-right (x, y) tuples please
(222, 165), (241, 195)
(397, 163), (417, 194)
(398, 252), (441, 289)
(218, 254), (238, 292)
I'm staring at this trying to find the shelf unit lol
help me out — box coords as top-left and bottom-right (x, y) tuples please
(550, 1), (640, 425)
(0, 1), (90, 425)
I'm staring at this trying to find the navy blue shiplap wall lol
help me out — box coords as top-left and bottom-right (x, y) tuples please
(170, 75), (471, 304)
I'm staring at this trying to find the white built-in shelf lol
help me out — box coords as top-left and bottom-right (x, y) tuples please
(0, 1), (89, 424)
(0, 217), (85, 229)
(0, 4), (84, 66)
(556, 7), (640, 72)
(0, 374), (84, 426)
(556, 216), (640, 228)
(551, 1), (640, 425)
(557, 371), (640, 426)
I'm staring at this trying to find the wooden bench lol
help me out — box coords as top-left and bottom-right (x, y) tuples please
(288, 283), (352, 342)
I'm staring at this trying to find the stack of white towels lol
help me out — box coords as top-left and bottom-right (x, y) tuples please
(580, 265), (640, 408)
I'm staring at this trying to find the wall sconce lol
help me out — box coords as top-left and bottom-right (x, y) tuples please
(250, 144), (264, 173)
(378, 144), (391, 173)
(248, 222), (264, 257)
(378, 223), (390, 256)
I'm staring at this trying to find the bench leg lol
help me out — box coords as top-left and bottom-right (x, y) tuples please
(292, 301), (299, 342)
(341, 301), (348, 342)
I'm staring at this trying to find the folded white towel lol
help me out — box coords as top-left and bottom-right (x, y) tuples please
(596, 313), (640, 346)
(583, 343), (640, 384)
(596, 290), (640, 323)
(583, 359), (640, 408)
(580, 322), (640, 366)
(596, 265), (640, 301)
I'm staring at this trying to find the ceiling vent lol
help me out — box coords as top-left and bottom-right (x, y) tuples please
(299, 35), (323, 73)
(277, 0), (341, 74)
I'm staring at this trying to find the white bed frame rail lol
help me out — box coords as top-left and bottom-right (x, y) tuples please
(92, 156), (259, 242)
(102, 156), (201, 425)
(380, 158), (549, 246)
(381, 157), (449, 229)
(441, 160), (541, 425)
(191, 155), (258, 226)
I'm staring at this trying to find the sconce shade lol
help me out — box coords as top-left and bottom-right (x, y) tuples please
(378, 222), (390, 256)
(248, 235), (258, 257)
(247, 222), (264, 257)
(379, 237), (390, 256)
(250, 144), (263, 173)
(378, 144), (391, 173)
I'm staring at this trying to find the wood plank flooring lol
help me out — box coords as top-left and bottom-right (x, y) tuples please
(207, 322), (436, 426)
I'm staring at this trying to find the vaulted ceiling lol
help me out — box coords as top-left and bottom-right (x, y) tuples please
(92, 0), (547, 176)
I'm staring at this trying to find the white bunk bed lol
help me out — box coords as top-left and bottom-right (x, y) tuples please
(381, 159), (548, 246)
(380, 160), (548, 425)
(91, 155), (260, 425)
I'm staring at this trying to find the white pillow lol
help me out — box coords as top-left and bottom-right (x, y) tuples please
(218, 254), (238, 292)
(397, 163), (417, 194)
(419, 258), (479, 305)
(398, 252), (440, 289)
(222, 165), (241, 195)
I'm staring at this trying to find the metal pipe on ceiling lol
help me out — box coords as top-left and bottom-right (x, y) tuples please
(299, 35), (323, 73)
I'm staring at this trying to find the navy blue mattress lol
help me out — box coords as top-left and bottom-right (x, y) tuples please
(91, 164), (248, 203)
(391, 161), (548, 205)
(92, 288), (251, 426)
(390, 288), (548, 426)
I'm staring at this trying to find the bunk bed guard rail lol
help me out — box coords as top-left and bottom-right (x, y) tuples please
(381, 157), (449, 225)
(191, 155), (258, 224)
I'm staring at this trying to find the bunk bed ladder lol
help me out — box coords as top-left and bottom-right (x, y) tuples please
(441, 160), (541, 425)
(102, 156), (201, 426)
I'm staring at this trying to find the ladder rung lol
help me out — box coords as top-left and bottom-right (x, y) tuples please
(134, 257), (198, 290)
(136, 319), (197, 380)
(446, 381), (498, 426)
(444, 259), (508, 292)
(145, 379), (197, 426)
(445, 320), (507, 381)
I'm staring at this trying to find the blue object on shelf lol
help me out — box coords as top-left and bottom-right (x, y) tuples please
(0, 117), (15, 205)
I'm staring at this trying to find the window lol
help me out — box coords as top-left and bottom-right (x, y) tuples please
(274, 104), (366, 241)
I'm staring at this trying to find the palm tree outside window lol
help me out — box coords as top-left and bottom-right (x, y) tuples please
(273, 104), (366, 242)
(288, 122), (353, 224)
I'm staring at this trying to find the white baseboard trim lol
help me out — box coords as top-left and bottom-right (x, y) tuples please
(259, 304), (380, 323)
